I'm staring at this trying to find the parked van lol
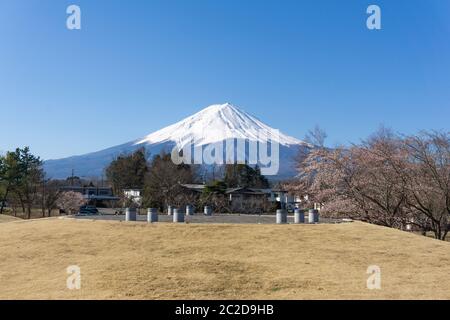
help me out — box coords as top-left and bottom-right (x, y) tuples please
(78, 205), (99, 215)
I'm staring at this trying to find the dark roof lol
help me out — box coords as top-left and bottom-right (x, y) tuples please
(271, 188), (288, 193)
(180, 184), (206, 192)
(181, 184), (274, 196)
(84, 195), (120, 201)
(225, 187), (266, 195)
(60, 186), (112, 190)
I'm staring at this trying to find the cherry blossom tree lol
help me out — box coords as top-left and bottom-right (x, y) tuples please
(57, 191), (86, 215)
(289, 129), (450, 240)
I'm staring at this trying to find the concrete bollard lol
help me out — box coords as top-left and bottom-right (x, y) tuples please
(147, 208), (158, 223)
(173, 208), (185, 223)
(125, 208), (137, 221)
(276, 209), (287, 224)
(308, 209), (319, 224)
(167, 205), (173, 216)
(186, 205), (195, 216)
(294, 209), (305, 224)
(204, 206), (212, 216)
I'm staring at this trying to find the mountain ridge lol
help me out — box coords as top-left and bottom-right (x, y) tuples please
(43, 103), (310, 179)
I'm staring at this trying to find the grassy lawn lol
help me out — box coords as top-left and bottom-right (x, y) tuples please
(0, 218), (450, 299)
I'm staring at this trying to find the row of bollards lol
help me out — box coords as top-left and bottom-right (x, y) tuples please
(171, 204), (199, 216)
(125, 205), (212, 223)
(276, 209), (319, 224)
(126, 207), (319, 224)
(167, 205), (212, 217)
(126, 207), (184, 223)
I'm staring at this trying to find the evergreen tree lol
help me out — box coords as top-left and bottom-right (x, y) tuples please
(105, 148), (148, 195)
(224, 163), (269, 188)
(0, 147), (43, 218)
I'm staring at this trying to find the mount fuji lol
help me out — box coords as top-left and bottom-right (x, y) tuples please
(43, 103), (312, 179)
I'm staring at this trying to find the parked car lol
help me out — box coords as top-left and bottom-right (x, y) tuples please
(78, 205), (99, 215)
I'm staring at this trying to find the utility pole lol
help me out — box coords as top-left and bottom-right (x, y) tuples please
(42, 178), (46, 217)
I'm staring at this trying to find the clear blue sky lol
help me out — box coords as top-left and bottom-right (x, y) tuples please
(0, 0), (449, 160)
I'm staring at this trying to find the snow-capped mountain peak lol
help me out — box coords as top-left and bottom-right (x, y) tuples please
(136, 103), (305, 147)
(44, 103), (310, 179)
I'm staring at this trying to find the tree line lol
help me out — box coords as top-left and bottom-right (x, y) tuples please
(0, 146), (271, 218)
(0, 147), (87, 218)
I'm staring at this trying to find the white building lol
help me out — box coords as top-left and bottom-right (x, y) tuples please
(123, 189), (142, 205)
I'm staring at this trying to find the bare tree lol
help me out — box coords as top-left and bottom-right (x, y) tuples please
(142, 152), (196, 210)
(401, 132), (450, 239)
(41, 180), (63, 217)
(304, 125), (327, 148)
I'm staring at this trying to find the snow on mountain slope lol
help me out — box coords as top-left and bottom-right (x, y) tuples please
(44, 103), (310, 179)
(136, 103), (304, 147)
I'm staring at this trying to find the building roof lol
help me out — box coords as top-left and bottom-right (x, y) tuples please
(180, 184), (281, 196)
(180, 184), (207, 192)
(83, 195), (120, 201)
(60, 186), (113, 191)
(225, 187), (266, 195)
(271, 188), (288, 193)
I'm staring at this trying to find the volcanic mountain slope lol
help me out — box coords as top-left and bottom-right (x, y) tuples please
(43, 103), (311, 179)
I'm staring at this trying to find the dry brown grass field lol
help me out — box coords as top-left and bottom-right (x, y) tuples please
(1, 217), (450, 299)
(0, 214), (21, 223)
(0, 209), (60, 220)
